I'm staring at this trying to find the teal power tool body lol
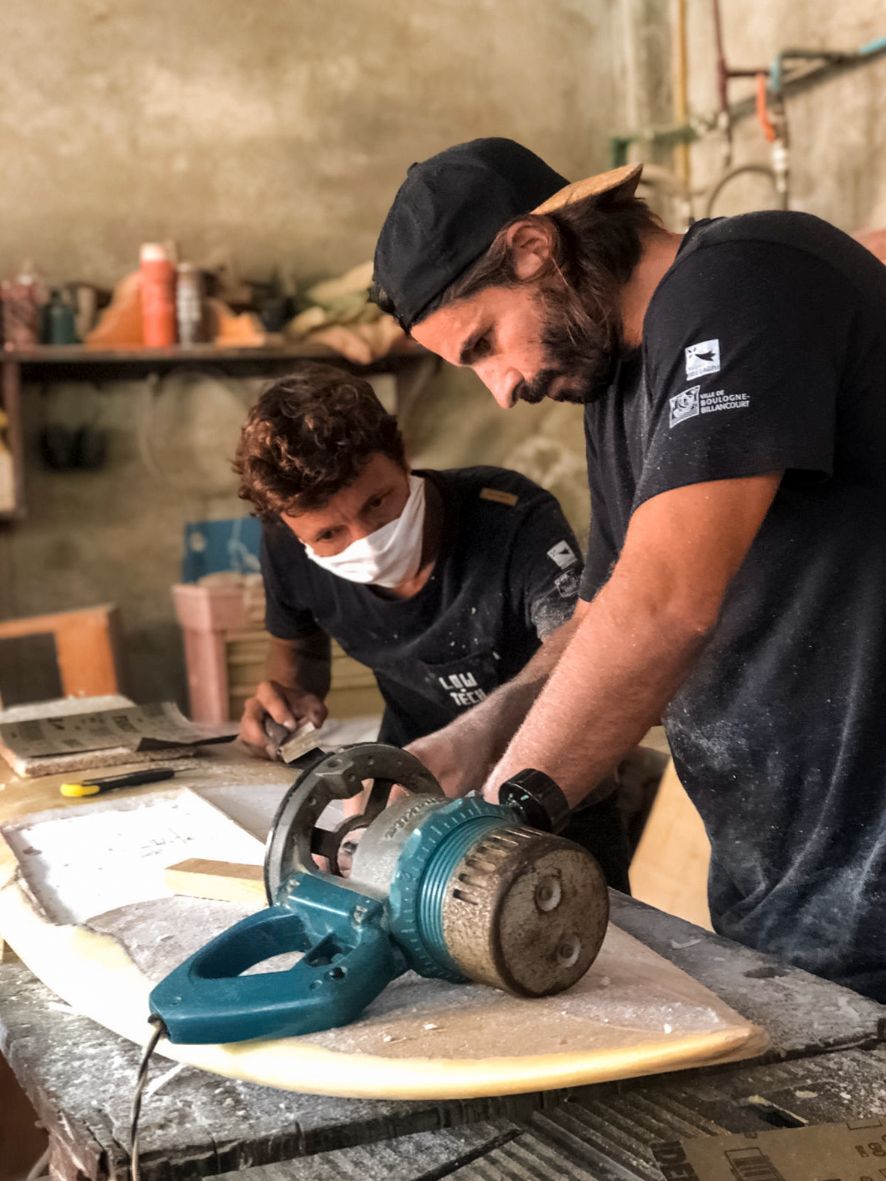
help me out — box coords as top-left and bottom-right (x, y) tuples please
(149, 743), (610, 1044)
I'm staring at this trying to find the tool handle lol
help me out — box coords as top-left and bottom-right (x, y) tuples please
(60, 768), (176, 797)
(150, 876), (405, 1044)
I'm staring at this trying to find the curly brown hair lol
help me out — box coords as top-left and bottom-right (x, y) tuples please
(233, 362), (406, 519)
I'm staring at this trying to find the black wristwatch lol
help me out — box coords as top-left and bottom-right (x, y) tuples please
(497, 768), (571, 834)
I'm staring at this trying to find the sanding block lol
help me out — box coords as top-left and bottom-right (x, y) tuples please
(262, 718), (321, 764)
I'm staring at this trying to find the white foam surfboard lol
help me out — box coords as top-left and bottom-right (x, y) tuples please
(0, 771), (767, 1100)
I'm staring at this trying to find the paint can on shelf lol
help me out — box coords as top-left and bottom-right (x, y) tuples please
(140, 243), (176, 347)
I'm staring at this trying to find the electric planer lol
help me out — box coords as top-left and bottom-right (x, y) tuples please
(150, 743), (610, 1044)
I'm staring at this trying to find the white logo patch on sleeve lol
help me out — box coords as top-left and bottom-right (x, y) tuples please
(685, 339), (721, 379)
(555, 570), (579, 598)
(669, 386), (700, 427)
(547, 540), (577, 569)
(670, 385), (751, 428)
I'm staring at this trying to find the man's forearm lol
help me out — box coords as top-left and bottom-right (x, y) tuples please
(484, 576), (711, 807)
(482, 475), (781, 804)
(265, 633), (332, 700)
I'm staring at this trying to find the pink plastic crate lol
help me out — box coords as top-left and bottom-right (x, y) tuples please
(172, 582), (264, 723)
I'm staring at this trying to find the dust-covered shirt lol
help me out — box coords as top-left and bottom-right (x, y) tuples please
(263, 466), (580, 746)
(581, 211), (886, 999)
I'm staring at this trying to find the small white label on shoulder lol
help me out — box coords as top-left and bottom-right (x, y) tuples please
(685, 339), (720, 379)
(547, 540), (577, 569)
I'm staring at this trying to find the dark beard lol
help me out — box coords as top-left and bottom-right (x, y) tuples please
(514, 284), (621, 405)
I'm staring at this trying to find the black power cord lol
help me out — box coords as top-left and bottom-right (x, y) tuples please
(129, 1016), (167, 1181)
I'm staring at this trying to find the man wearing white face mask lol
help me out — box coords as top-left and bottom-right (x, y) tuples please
(233, 362), (635, 889)
(302, 471), (428, 589)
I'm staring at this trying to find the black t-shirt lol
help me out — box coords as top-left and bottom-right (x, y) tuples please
(262, 467), (581, 746)
(581, 211), (886, 999)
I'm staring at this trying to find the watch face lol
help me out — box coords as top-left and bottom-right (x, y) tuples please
(499, 770), (569, 833)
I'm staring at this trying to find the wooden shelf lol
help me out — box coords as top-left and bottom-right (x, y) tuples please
(4, 341), (425, 368)
(0, 342), (430, 521)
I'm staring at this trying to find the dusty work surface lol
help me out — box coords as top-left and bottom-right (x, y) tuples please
(221, 1049), (886, 1181)
(1, 747), (884, 1178)
(88, 896), (760, 1059)
(1, 918), (885, 1180)
(0, 788), (765, 1099)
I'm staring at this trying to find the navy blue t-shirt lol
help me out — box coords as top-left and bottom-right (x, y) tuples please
(262, 467), (581, 746)
(581, 211), (886, 999)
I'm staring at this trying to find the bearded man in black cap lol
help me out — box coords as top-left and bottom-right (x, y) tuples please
(371, 138), (886, 1001)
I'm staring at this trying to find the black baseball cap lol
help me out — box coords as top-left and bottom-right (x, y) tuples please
(372, 137), (643, 330)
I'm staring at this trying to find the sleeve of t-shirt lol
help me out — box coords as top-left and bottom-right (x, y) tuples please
(634, 238), (847, 511)
(580, 416), (619, 602)
(508, 493), (583, 639)
(260, 525), (323, 641)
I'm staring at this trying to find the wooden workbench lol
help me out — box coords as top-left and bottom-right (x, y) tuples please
(2, 896), (885, 1180)
(0, 750), (884, 1179)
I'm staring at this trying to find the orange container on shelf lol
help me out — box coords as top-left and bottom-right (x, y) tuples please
(139, 243), (176, 347)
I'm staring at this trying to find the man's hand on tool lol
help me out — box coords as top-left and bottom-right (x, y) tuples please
(240, 680), (328, 759)
(403, 732), (476, 798)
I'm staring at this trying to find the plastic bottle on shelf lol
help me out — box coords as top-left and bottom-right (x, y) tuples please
(2, 261), (43, 350)
(44, 289), (78, 345)
(140, 243), (176, 347)
(176, 262), (203, 347)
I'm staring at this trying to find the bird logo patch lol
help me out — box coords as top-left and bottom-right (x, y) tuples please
(547, 540), (577, 569)
(685, 339), (721, 379)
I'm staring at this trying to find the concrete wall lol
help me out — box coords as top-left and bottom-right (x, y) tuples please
(0, 0), (619, 705)
(0, 0), (618, 288)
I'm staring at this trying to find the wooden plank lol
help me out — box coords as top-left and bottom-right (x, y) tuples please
(0, 1050), (47, 1181)
(470, 1047), (886, 1181)
(165, 858), (266, 906)
(218, 1125), (519, 1181)
(54, 604), (124, 698)
(9, 342), (426, 366)
(655, 1046), (886, 1130)
(0, 604), (123, 700)
(629, 759), (712, 930)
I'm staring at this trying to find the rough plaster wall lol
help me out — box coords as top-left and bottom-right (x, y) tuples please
(684, 2), (886, 230)
(0, 0), (616, 287)
(0, 378), (258, 702)
(0, 1), (620, 704)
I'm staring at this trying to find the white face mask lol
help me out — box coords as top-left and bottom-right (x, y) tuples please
(304, 475), (427, 588)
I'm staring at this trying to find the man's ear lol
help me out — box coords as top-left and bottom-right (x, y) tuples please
(503, 219), (555, 280)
